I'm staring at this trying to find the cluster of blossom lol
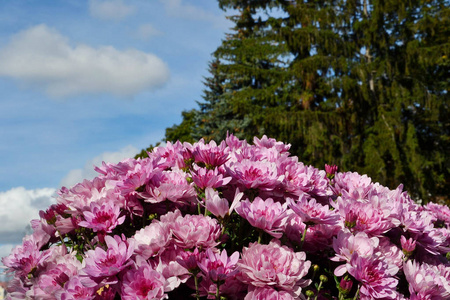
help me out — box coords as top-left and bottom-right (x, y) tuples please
(3, 135), (450, 299)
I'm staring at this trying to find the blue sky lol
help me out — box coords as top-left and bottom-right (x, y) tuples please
(0, 0), (232, 268)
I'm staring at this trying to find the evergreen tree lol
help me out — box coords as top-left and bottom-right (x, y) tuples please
(165, 0), (449, 203)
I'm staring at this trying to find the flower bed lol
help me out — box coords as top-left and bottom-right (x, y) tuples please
(3, 135), (450, 299)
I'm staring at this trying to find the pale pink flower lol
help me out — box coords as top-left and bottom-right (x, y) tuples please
(132, 220), (171, 259)
(287, 194), (339, 226)
(151, 140), (186, 169)
(279, 158), (331, 200)
(237, 240), (311, 296)
(58, 276), (95, 300)
(121, 262), (168, 300)
(332, 231), (379, 276)
(143, 169), (197, 204)
(78, 200), (125, 233)
(404, 260), (450, 299)
(346, 254), (399, 299)
(235, 197), (288, 238)
(83, 235), (134, 280)
(169, 213), (221, 249)
(245, 286), (296, 300)
(336, 196), (394, 236)
(333, 171), (373, 199)
(425, 202), (450, 225)
(205, 187), (243, 218)
(253, 135), (291, 153)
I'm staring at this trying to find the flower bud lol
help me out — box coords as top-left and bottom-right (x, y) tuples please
(339, 277), (353, 295)
(319, 275), (328, 283)
(400, 235), (416, 257)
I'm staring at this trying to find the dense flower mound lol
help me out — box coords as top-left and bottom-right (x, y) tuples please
(3, 135), (450, 299)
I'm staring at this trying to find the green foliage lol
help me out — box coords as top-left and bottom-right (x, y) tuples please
(166, 0), (449, 203)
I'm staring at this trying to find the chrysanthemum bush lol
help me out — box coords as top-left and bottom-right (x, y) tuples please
(3, 135), (450, 299)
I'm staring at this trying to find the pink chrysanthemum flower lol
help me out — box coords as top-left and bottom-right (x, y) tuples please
(190, 166), (232, 189)
(121, 262), (169, 300)
(197, 248), (239, 283)
(132, 220), (171, 259)
(253, 135), (291, 154)
(189, 139), (230, 168)
(78, 200), (125, 233)
(287, 194), (339, 226)
(424, 202), (450, 225)
(346, 254), (399, 299)
(2, 235), (52, 278)
(336, 197), (394, 236)
(151, 140), (186, 169)
(57, 276), (95, 300)
(169, 213), (221, 249)
(204, 187), (243, 219)
(83, 235), (134, 281)
(331, 231), (379, 276)
(226, 159), (284, 191)
(245, 286), (296, 300)
(279, 158), (331, 200)
(143, 169), (197, 204)
(333, 171), (373, 199)
(404, 260), (450, 300)
(237, 240), (311, 296)
(235, 197), (288, 238)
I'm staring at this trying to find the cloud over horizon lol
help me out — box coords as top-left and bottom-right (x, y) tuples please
(0, 187), (56, 245)
(0, 24), (170, 98)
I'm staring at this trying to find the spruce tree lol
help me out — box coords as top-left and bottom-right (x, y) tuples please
(165, 0), (449, 203)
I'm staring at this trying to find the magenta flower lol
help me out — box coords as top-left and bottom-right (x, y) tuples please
(78, 200), (125, 233)
(325, 164), (338, 176)
(190, 139), (230, 168)
(400, 235), (417, 256)
(237, 240), (311, 296)
(226, 159), (284, 191)
(346, 254), (399, 299)
(169, 213), (221, 249)
(404, 260), (450, 299)
(2, 235), (52, 278)
(235, 197), (288, 238)
(121, 262), (168, 300)
(191, 166), (231, 189)
(197, 248), (239, 283)
(83, 235), (134, 280)
(287, 194), (339, 226)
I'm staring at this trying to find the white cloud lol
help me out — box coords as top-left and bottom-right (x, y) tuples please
(89, 0), (135, 21)
(0, 187), (56, 244)
(136, 23), (163, 40)
(161, 0), (231, 29)
(60, 145), (139, 188)
(0, 24), (170, 98)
